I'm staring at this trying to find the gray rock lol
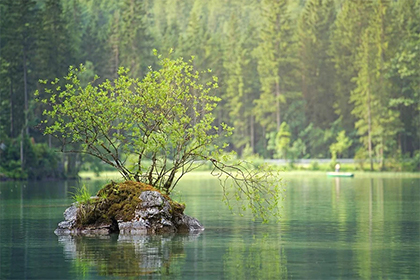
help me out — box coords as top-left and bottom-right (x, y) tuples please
(54, 204), (78, 235)
(174, 214), (205, 232)
(55, 190), (204, 235)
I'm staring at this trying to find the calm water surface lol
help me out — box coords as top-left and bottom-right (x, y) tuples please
(0, 174), (419, 279)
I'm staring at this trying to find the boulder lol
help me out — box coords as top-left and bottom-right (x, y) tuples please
(55, 181), (204, 235)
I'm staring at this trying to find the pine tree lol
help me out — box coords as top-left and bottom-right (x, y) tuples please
(388, 0), (420, 157)
(62, 0), (84, 64)
(254, 0), (295, 133)
(119, 0), (153, 78)
(0, 0), (39, 169)
(222, 8), (259, 153)
(297, 0), (336, 130)
(329, 0), (372, 133)
(351, 0), (400, 170)
(79, 0), (117, 80)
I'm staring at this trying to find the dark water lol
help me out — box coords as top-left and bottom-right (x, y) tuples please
(0, 174), (419, 279)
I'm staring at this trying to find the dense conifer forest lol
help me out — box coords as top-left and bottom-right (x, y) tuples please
(1, 0), (419, 179)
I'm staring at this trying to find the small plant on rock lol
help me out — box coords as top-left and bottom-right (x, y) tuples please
(71, 184), (92, 204)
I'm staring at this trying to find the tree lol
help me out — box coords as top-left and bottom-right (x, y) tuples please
(329, 0), (372, 133)
(36, 53), (283, 221)
(297, 0), (336, 130)
(0, 0), (39, 169)
(118, 0), (153, 78)
(388, 0), (420, 157)
(36, 0), (75, 148)
(37, 0), (73, 81)
(254, 0), (295, 133)
(330, 130), (352, 161)
(274, 122), (291, 159)
(222, 11), (259, 154)
(78, 0), (117, 80)
(351, 0), (400, 171)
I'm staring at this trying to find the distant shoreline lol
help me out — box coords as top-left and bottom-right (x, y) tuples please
(78, 170), (420, 181)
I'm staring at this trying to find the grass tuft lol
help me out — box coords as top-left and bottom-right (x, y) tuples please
(71, 184), (92, 204)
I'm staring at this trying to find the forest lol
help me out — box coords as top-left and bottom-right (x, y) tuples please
(0, 0), (419, 179)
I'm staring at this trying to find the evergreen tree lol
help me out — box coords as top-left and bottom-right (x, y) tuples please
(297, 0), (336, 130)
(0, 0), (39, 170)
(351, 0), (400, 170)
(274, 122), (291, 159)
(179, 4), (214, 71)
(329, 0), (372, 133)
(388, 0), (420, 157)
(62, 0), (84, 65)
(222, 9), (259, 153)
(254, 0), (295, 133)
(79, 0), (117, 80)
(119, 0), (153, 78)
(37, 0), (73, 81)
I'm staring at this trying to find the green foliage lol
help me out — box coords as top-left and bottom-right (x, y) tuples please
(329, 0), (370, 133)
(254, 0), (296, 132)
(289, 138), (307, 161)
(309, 160), (319, 171)
(71, 184), (92, 204)
(298, 0), (337, 129)
(80, 155), (116, 177)
(350, 0), (401, 171)
(330, 130), (352, 161)
(270, 122), (291, 159)
(0, 136), (62, 180)
(37, 53), (284, 222)
(37, 53), (223, 192)
(1, 0), (419, 180)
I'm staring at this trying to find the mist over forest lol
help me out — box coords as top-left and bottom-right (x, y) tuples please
(1, 0), (419, 179)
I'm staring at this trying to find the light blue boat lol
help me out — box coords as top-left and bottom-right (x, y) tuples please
(327, 172), (354, 177)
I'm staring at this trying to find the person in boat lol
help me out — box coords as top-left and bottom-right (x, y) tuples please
(335, 163), (340, 172)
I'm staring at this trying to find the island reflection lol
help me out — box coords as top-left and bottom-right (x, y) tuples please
(58, 233), (201, 277)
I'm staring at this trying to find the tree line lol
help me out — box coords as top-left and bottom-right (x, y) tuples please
(1, 0), (419, 179)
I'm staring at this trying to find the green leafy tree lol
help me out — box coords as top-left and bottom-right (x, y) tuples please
(289, 138), (307, 161)
(298, 123), (334, 158)
(36, 54), (283, 221)
(267, 122), (291, 159)
(274, 122), (291, 159)
(330, 130), (352, 162)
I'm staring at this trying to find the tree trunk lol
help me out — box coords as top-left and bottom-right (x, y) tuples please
(9, 76), (14, 138)
(250, 114), (255, 152)
(275, 80), (281, 130)
(23, 49), (29, 136)
(20, 132), (24, 169)
(367, 89), (373, 171)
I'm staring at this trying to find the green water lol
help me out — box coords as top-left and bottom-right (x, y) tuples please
(0, 174), (419, 279)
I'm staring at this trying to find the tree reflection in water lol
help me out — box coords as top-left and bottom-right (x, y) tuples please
(58, 233), (200, 277)
(223, 234), (288, 279)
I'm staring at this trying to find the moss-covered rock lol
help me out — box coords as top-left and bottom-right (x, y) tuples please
(55, 181), (204, 235)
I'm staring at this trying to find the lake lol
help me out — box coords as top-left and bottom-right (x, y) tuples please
(1, 173), (419, 279)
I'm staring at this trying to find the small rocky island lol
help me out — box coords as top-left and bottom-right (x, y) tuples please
(55, 181), (204, 235)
